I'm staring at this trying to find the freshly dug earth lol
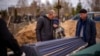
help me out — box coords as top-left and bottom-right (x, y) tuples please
(15, 23), (37, 46)
(61, 20), (77, 37)
(15, 20), (100, 45)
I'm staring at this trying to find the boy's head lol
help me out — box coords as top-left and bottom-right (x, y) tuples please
(53, 19), (59, 28)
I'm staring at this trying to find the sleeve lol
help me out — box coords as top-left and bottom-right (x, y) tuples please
(0, 19), (13, 40)
(36, 17), (43, 41)
(90, 20), (97, 43)
(75, 21), (79, 37)
(0, 19), (22, 55)
(61, 27), (66, 37)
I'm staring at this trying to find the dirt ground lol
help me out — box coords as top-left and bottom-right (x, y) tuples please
(15, 20), (100, 45)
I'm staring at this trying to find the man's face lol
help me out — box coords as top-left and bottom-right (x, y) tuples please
(48, 11), (56, 20)
(80, 13), (87, 20)
(49, 14), (54, 20)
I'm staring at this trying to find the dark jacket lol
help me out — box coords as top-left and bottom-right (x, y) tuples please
(36, 15), (54, 41)
(0, 19), (14, 41)
(76, 18), (97, 46)
(0, 19), (22, 56)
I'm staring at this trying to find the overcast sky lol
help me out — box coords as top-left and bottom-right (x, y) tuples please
(0, 0), (88, 10)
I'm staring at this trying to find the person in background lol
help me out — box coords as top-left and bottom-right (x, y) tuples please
(36, 10), (55, 42)
(53, 17), (65, 39)
(76, 9), (97, 47)
(0, 12), (24, 56)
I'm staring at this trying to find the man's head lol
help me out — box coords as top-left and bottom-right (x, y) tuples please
(47, 10), (56, 20)
(79, 9), (87, 21)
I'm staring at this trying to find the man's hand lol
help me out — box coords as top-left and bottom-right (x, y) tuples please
(21, 52), (26, 56)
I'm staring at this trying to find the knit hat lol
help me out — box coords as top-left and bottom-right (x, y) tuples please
(53, 18), (59, 25)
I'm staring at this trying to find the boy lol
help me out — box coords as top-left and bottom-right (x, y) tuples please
(53, 18), (65, 39)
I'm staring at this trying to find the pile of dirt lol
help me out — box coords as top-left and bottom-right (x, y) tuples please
(15, 20), (77, 45)
(15, 23), (37, 46)
(96, 22), (100, 38)
(15, 20), (100, 45)
(61, 20), (77, 37)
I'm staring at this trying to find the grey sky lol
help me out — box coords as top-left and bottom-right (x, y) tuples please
(0, 0), (18, 10)
(0, 0), (85, 10)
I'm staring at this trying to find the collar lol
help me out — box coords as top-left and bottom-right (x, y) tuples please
(43, 14), (52, 20)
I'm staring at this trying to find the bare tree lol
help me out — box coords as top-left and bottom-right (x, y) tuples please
(16, 0), (28, 15)
(87, 0), (100, 11)
(17, 0), (28, 8)
(46, 0), (53, 11)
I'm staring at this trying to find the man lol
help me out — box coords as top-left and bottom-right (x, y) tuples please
(76, 9), (97, 47)
(0, 12), (23, 56)
(36, 10), (55, 41)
